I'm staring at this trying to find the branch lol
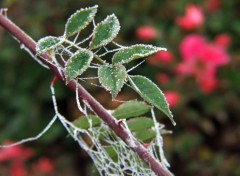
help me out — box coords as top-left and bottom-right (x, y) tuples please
(0, 13), (172, 176)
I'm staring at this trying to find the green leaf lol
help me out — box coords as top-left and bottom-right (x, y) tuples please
(129, 75), (175, 125)
(65, 5), (98, 37)
(112, 44), (166, 65)
(98, 64), (127, 98)
(89, 14), (120, 49)
(135, 129), (156, 143)
(104, 146), (118, 161)
(112, 100), (151, 120)
(72, 115), (101, 129)
(127, 117), (154, 132)
(65, 48), (93, 83)
(36, 36), (62, 53)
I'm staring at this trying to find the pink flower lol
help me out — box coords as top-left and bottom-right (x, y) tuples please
(34, 157), (54, 173)
(199, 43), (229, 67)
(197, 75), (218, 93)
(156, 73), (169, 85)
(165, 91), (180, 108)
(176, 5), (204, 30)
(214, 33), (231, 48)
(155, 51), (173, 63)
(135, 25), (157, 42)
(176, 34), (229, 93)
(179, 35), (206, 61)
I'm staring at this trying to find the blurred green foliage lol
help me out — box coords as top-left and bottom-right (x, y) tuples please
(0, 0), (240, 175)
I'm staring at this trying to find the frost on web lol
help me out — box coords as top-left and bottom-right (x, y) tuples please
(1, 5), (174, 176)
(51, 82), (173, 176)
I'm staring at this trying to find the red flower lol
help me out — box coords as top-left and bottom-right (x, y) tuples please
(207, 0), (220, 11)
(0, 141), (33, 162)
(0, 141), (35, 176)
(34, 157), (54, 173)
(135, 25), (157, 42)
(176, 5), (204, 30)
(0, 146), (22, 162)
(214, 33), (231, 49)
(175, 34), (229, 93)
(165, 91), (180, 108)
(10, 160), (27, 176)
(156, 73), (169, 85)
(155, 51), (173, 63)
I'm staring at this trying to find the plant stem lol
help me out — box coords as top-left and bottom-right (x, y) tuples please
(93, 54), (105, 64)
(0, 13), (172, 176)
(64, 39), (105, 64)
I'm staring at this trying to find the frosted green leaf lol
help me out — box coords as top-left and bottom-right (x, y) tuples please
(129, 75), (175, 125)
(36, 36), (62, 53)
(127, 117), (154, 132)
(65, 5), (98, 37)
(112, 101), (151, 120)
(65, 48), (93, 83)
(89, 14), (120, 49)
(112, 44), (166, 65)
(98, 64), (126, 98)
(72, 115), (100, 129)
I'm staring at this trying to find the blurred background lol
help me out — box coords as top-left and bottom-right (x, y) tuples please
(0, 0), (240, 175)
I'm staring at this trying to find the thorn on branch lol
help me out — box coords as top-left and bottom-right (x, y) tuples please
(117, 119), (124, 126)
(0, 8), (8, 16)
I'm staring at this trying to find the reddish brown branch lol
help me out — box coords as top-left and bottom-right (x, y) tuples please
(0, 13), (172, 176)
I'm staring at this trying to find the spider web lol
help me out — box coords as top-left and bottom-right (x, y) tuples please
(52, 81), (172, 176)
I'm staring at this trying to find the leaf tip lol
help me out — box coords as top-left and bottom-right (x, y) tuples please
(169, 113), (176, 126)
(157, 47), (167, 51)
(89, 13), (120, 49)
(92, 4), (99, 9)
(36, 36), (62, 54)
(64, 5), (98, 37)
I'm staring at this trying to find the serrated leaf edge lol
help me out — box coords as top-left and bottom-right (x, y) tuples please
(112, 44), (167, 65)
(98, 64), (127, 98)
(128, 75), (175, 125)
(65, 48), (93, 83)
(89, 14), (120, 49)
(36, 36), (63, 54)
(64, 5), (98, 37)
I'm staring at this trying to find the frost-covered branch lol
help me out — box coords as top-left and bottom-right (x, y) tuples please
(0, 11), (172, 176)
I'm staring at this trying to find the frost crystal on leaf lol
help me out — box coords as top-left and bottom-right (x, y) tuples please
(98, 64), (127, 98)
(129, 75), (175, 125)
(89, 14), (120, 49)
(112, 44), (167, 65)
(64, 5), (98, 37)
(65, 48), (93, 83)
(36, 36), (62, 53)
